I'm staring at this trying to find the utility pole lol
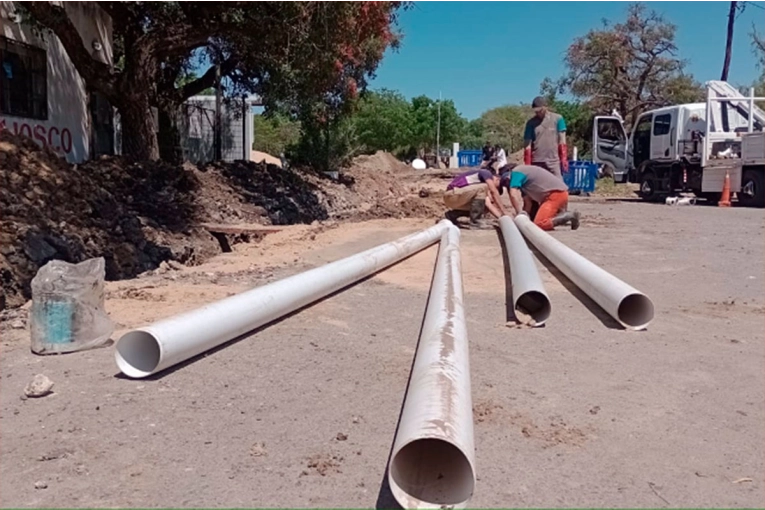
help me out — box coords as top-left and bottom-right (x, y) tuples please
(214, 64), (222, 161)
(436, 91), (441, 161)
(721, 1), (738, 81)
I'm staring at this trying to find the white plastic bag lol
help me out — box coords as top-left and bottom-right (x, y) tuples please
(30, 257), (114, 354)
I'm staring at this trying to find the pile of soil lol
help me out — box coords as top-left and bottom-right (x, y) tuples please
(0, 132), (219, 309)
(323, 151), (446, 220)
(0, 136), (444, 309)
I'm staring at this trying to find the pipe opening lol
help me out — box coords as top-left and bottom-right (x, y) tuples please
(515, 291), (551, 326)
(115, 331), (161, 378)
(617, 293), (655, 330)
(390, 439), (474, 506)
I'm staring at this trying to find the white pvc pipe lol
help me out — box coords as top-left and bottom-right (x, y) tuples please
(115, 220), (452, 378)
(514, 215), (654, 330)
(388, 226), (475, 509)
(498, 215), (551, 326)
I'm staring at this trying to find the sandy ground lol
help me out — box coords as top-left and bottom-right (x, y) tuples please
(1, 200), (763, 508)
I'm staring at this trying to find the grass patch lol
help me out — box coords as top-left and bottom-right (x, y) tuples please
(593, 177), (639, 198)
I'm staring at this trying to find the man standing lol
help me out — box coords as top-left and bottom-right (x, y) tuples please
(444, 168), (509, 229)
(481, 141), (494, 169)
(493, 144), (507, 170)
(523, 97), (568, 178)
(500, 164), (580, 231)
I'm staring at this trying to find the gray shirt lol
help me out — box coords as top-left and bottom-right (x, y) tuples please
(524, 112), (566, 169)
(505, 165), (568, 203)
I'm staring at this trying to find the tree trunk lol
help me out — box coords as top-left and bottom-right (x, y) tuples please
(120, 95), (160, 161)
(157, 102), (184, 164)
(721, 1), (737, 81)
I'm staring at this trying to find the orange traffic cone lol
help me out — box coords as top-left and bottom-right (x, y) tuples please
(719, 170), (732, 207)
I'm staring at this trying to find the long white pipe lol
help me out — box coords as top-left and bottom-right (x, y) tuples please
(115, 220), (452, 378)
(498, 215), (551, 326)
(388, 225), (475, 509)
(514, 215), (654, 330)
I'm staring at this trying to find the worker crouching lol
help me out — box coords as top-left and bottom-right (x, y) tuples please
(500, 164), (581, 231)
(443, 167), (509, 229)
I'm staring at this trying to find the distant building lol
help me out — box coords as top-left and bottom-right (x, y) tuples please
(0, 1), (114, 163)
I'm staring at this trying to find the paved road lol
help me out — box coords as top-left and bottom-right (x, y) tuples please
(1, 201), (763, 507)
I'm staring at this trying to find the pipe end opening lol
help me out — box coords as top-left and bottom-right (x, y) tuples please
(115, 330), (161, 378)
(389, 439), (474, 507)
(516, 291), (551, 326)
(618, 293), (655, 330)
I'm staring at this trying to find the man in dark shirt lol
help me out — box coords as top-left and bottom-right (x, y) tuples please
(481, 142), (494, 168)
(444, 168), (508, 229)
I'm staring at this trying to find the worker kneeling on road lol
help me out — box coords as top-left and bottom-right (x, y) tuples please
(500, 164), (581, 231)
(444, 167), (509, 229)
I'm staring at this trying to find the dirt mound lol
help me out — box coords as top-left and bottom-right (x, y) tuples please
(0, 138), (443, 309)
(0, 131), (220, 309)
(333, 151), (444, 219)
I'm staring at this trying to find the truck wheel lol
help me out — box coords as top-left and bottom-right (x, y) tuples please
(639, 171), (659, 201)
(738, 169), (765, 208)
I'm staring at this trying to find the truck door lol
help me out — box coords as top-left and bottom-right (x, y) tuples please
(632, 114), (653, 170)
(650, 112), (674, 160)
(592, 116), (629, 182)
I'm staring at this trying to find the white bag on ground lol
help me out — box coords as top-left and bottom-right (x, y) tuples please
(30, 257), (114, 354)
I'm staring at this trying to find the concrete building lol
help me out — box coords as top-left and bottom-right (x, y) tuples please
(0, 1), (114, 163)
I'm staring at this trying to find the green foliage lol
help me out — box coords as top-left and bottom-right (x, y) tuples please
(253, 114), (301, 157)
(292, 89), (477, 170)
(407, 96), (466, 154)
(354, 89), (412, 153)
(548, 99), (593, 157)
(460, 119), (485, 150)
(288, 116), (360, 173)
(544, 3), (704, 127)
(478, 105), (532, 154)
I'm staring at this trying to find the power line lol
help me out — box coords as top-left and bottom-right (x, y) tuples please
(743, 1), (765, 11)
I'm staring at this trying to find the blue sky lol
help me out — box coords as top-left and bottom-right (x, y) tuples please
(369, 1), (765, 119)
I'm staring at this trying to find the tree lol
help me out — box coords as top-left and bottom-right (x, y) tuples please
(546, 3), (704, 128)
(354, 89), (413, 153)
(460, 119), (485, 150)
(22, 2), (404, 161)
(478, 105), (532, 154)
(252, 114), (301, 157)
(409, 95), (466, 155)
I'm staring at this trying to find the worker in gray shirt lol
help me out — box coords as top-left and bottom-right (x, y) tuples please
(523, 96), (568, 178)
(500, 164), (580, 231)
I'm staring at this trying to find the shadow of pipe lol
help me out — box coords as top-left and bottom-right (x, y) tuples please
(527, 244), (623, 330)
(494, 226), (521, 325)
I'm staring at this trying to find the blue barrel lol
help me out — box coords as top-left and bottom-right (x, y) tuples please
(564, 161), (598, 193)
(457, 150), (483, 168)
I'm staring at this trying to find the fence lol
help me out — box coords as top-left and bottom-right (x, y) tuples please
(457, 150), (482, 167)
(179, 96), (253, 164)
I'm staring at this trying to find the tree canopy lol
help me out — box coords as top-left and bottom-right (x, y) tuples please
(22, 1), (405, 161)
(544, 3), (703, 128)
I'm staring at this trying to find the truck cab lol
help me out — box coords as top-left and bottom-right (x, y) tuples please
(591, 81), (765, 207)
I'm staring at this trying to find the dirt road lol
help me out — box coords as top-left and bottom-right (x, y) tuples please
(1, 200), (763, 508)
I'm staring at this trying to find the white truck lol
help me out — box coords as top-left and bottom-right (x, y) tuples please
(592, 81), (765, 207)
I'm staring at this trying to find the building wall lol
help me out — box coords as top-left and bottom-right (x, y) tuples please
(0, 1), (113, 163)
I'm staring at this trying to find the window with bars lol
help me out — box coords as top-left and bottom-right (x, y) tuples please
(0, 36), (48, 120)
